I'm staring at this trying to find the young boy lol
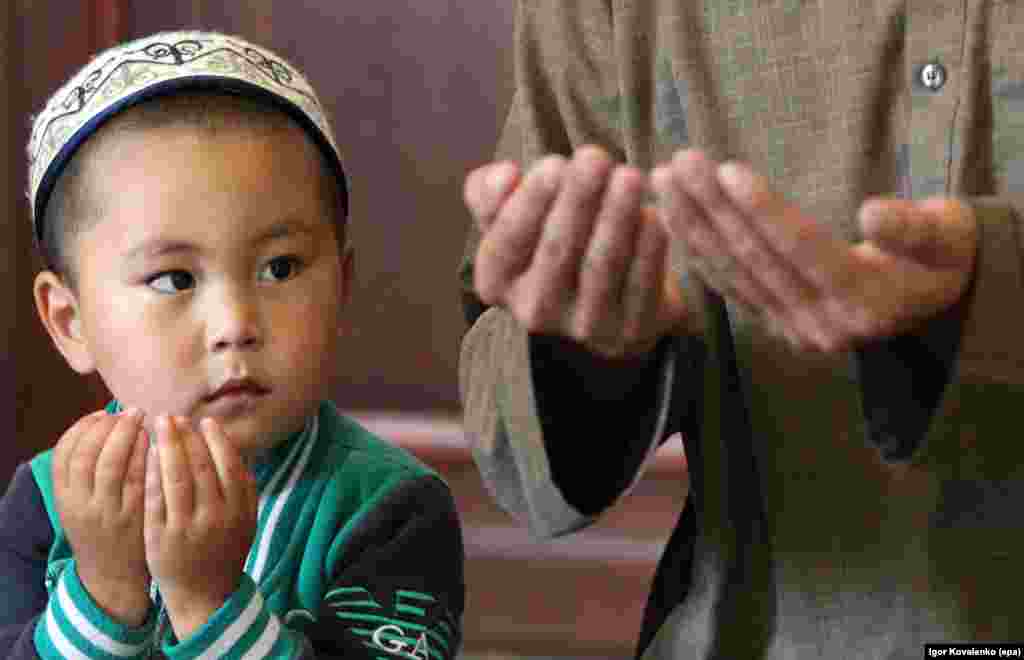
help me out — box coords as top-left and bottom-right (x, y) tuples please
(0, 31), (463, 659)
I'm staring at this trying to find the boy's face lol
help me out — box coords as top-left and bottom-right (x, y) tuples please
(34, 120), (353, 461)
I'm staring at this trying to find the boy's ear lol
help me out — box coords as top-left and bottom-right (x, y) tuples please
(33, 270), (97, 374)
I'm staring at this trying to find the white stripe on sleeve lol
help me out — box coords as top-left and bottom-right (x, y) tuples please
(197, 589), (266, 659)
(45, 604), (90, 660)
(57, 576), (151, 656)
(239, 613), (283, 660)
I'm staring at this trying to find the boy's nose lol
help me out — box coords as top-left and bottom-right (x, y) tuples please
(207, 292), (263, 352)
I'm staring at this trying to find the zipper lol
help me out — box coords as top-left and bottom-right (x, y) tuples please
(148, 580), (169, 659)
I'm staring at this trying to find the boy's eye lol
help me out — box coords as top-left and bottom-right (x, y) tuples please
(146, 270), (195, 294)
(259, 255), (303, 282)
(143, 256), (302, 293)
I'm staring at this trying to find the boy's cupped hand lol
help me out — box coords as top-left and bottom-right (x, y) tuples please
(144, 414), (259, 639)
(52, 408), (152, 627)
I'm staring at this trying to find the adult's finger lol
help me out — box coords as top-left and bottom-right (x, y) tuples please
(656, 255), (694, 336)
(572, 165), (646, 343)
(670, 152), (790, 314)
(464, 162), (520, 232)
(524, 146), (615, 325)
(651, 162), (741, 301)
(689, 154), (811, 314)
(711, 158), (849, 349)
(716, 160), (847, 291)
(859, 197), (976, 270)
(858, 198), (920, 253)
(653, 162), (815, 349)
(474, 155), (566, 305)
(620, 209), (670, 352)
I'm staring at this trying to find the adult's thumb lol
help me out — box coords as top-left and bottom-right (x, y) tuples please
(858, 197), (975, 269)
(659, 265), (698, 336)
(463, 162), (519, 231)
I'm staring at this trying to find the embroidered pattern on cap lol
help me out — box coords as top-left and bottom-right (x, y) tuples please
(27, 31), (343, 232)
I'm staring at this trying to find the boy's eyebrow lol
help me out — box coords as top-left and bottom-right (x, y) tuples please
(123, 220), (315, 261)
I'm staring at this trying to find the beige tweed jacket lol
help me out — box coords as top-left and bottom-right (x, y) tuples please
(459, 1), (1024, 657)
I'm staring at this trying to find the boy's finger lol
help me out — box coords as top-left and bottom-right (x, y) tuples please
(144, 440), (165, 528)
(68, 414), (118, 497)
(52, 410), (106, 494)
(202, 417), (253, 511)
(464, 162), (519, 231)
(157, 415), (194, 525)
(94, 409), (143, 505)
(187, 418), (223, 506)
(121, 427), (149, 513)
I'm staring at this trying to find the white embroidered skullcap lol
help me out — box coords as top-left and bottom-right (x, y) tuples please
(27, 30), (348, 252)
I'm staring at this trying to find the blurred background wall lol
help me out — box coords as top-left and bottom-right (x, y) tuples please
(4, 2), (685, 657)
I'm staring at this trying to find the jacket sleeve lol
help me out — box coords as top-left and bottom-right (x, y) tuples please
(856, 196), (1024, 471)
(1, 460), (160, 660)
(458, 0), (693, 540)
(156, 573), (310, 660)
(306, 474), (464, 660)
(2, 463), (159, 660)
(0, 463), (50, 660)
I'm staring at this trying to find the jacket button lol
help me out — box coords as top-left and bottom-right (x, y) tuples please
(920, 62), (947, 91)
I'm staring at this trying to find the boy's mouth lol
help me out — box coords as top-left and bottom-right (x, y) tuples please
(204, 377), (270, 402)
